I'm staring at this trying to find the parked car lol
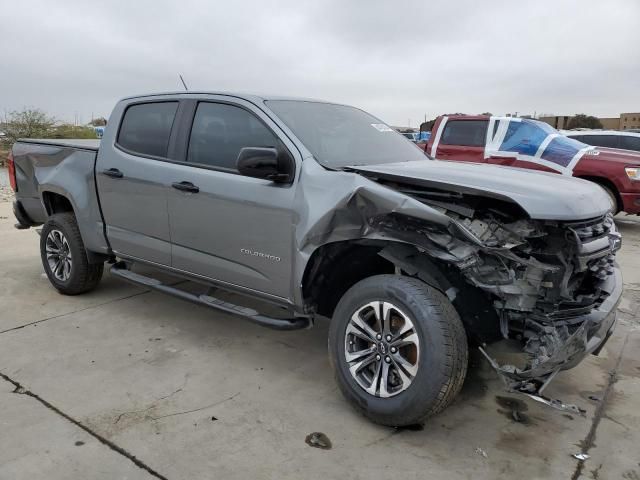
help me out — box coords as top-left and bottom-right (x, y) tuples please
(563, 130), (640, 153)
(400, 131), (419, 142)
(9, 93), (621, 426)
(425, 115), (640, 214)
(418, 131), (431, 142)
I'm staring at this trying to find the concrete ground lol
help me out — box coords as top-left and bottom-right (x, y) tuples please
(0, 198), (638, 480)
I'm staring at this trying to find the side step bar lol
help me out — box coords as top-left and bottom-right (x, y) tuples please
(110, 263), (311, 331)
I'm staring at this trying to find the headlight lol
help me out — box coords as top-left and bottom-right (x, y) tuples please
(625, 166), (640, 181)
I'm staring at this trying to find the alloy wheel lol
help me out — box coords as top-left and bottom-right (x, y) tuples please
(344, 301), (420, 398)
(45, 229), (73, 281)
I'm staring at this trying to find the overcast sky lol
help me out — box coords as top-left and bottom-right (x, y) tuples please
(1, 0), (639, 126)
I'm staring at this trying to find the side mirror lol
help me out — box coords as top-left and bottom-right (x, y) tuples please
(236, 147), (293, 183)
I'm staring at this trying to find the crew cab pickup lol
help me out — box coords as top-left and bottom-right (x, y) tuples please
(9, 93), (622, 426)
(425, 115), (640, 214)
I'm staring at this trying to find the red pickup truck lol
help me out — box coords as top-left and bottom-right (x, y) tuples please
(425, 115), (640, 214)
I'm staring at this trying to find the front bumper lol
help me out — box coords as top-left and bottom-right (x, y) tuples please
(483, 264), (622, 387)
(620, 192), (640, 215)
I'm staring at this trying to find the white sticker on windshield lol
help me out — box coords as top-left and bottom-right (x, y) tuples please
(371, 123), (393, 132)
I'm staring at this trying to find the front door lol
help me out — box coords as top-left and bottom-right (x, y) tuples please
(165, 99), (298, 300)
(95, 100), (179, 265)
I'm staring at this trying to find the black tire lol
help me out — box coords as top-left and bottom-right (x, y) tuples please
(328, 275), (467, 427)
(40, 213), (104, 295)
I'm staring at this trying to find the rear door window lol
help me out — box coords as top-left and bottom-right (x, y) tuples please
(575, 135), (620, 149)
(620, 136), (640, 152)
(440, 120), (488, 147)
(187, 102), (279, 172)
(117, 102), (178, 158)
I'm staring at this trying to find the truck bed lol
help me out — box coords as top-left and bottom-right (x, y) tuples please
(12, 138), (109, 256)
(18, 138), (101, 151)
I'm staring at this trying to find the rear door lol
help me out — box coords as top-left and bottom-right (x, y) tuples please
(96, 100), (180, 265)
(434, 119), (488, 163)
(164, 98), (298, 300)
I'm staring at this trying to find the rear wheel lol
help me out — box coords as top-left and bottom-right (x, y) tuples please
(40, 213), (103, 295)
(328, 275), (468, 427)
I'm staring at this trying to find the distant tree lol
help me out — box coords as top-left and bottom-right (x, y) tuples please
(89, 117), (107, 127)
(49, 124), (98, 139)
(481, 112), (493, 116)
(420, 118), (437, 132)
(567, 114), (603, 130)
(3, 108), (55, 143)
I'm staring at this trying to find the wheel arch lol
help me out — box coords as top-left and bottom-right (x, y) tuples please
(575, 175), (621, 213)
(42, 190), (75, 216)
(40, 189), (110, 263)
(301, 239), (501, 344)
(301, 240), (451, 317)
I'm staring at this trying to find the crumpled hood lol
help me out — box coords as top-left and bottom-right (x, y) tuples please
(349, 159), (611, 221)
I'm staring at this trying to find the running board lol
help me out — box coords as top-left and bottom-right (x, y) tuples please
(110, 263), (311, 331)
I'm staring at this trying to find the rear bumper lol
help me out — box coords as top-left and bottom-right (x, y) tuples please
(620, 192), (640, 214)
(12, 200), (35, 229)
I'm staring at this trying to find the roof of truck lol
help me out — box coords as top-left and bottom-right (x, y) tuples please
(119, 91), (333, 104)
(562, 129), (640, 138)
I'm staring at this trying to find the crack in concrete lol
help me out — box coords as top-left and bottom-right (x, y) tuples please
(114, 376), (190, 424)
(113, 404), (157, 425)
(150, 392), (240, 421)
(570, 331), (631, 480)
(0, 371), (168, 480)
(0, 290), (151, 335)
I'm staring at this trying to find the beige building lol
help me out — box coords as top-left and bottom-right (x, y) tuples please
(539, 115), (572, 129)
(598, 117), (622, 130)
(621, 113), (640, 130)
(539, 113), (640, 130)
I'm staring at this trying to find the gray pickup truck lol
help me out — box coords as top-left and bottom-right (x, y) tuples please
(9, 92), (622, 426)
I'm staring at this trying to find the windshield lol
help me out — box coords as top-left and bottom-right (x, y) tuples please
(266, 100), (428, 168)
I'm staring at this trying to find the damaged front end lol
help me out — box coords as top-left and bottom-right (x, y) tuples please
(371, 180), (623, 404)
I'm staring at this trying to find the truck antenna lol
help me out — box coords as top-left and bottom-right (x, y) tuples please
(179, 74), (189, 91)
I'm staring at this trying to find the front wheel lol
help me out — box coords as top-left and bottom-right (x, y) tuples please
(328, 275), (468, 427)
(40, 213), (104, 295)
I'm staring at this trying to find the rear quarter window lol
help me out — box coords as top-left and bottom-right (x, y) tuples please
(117, 102), (179, 158)
(440, 120), (487, 147)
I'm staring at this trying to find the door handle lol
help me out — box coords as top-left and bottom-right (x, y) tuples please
(102, 168), (123, 178)
(172, 181), (200, 193)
